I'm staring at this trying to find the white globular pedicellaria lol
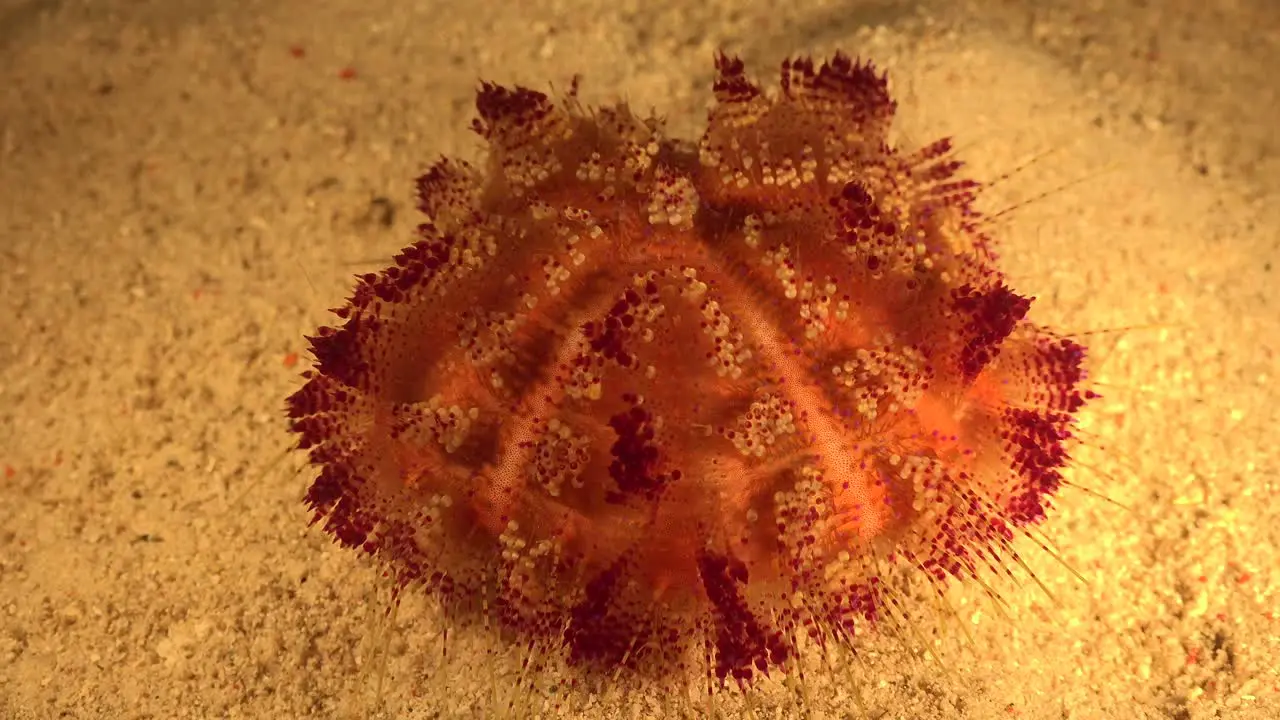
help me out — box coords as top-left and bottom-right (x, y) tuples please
(729, 394), (799, 458)
(458, 308), (523, 368)
(831, 336), (930, 421)
(698, 296), (751, 379)
(530, 417), (592, 497)
(647, 167), (700, 229)
(402, 395), (481, 454)
(773, 465), (836, 574)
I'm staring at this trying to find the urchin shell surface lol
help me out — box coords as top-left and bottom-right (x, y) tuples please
(286, 52), (1092, 687)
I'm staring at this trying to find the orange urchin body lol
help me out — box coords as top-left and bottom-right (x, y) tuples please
(286, 52), (1093, 688)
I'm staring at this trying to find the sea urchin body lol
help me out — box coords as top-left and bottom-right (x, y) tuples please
(286, 52), (1093, 690)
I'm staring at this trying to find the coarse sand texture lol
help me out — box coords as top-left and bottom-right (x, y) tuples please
(1, 2), (1277, 719)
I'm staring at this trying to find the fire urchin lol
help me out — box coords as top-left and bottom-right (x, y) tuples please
(286, 51), (1094, 698)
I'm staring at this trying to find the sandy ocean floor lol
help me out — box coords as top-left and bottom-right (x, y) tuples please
(2, 0), (1278, 718)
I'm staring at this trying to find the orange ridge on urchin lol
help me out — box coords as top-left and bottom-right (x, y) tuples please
(285, 51), (1096, 691)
